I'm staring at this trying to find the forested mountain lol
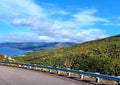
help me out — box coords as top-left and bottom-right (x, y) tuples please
(0, 42), (76, 52)
(15, 35), (120, 76)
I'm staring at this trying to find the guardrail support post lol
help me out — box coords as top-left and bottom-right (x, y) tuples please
(96, 77), (100, 83)
(95, 73), (100, 83)
(117, 82), (120, 85)
(79, 70), (84, 79)
(49, 69), (52, 73)
(56, 67), (60, 75)
(24, 65), (27, 68)
(41, 68), (44, 71)
(57, 70), (61, 75)
(29, 66), (32, 69)
(67, 68), (71, 77)
(18, 65), (21, 68)
(67, 72), (71, 77)
(117, 76), (120, 85)
(80, 74), (84, 79)
(35, 67), (38, 70)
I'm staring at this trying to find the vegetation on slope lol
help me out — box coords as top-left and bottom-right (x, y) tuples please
(15, 35), (120, 76)
(0, 54), (4, 60)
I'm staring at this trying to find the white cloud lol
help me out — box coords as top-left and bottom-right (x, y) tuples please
(103, 16), (120, 26)
(0, 28), (107, 43)
(38, 36), (55, 42)
(74, 28), (107, 42)
(0, 0), (45, 17)
(0, 0), (109, 42)
(12, 17), (38, 26)
(11, 9), (108, 42)
(0, 34), (40, 42)
(72, 9), (108, 26)
(48, 9), (69, 15)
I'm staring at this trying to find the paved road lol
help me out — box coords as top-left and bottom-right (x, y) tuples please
(0, 65), (84, 85)
(0, 65), (117, 85)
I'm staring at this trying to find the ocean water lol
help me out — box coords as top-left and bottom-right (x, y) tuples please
(0, 47), (25, 57)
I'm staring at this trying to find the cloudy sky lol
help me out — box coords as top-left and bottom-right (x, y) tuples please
(0, 0), (120, 43)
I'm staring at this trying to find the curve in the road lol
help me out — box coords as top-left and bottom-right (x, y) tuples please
(0, 65), (85, 85)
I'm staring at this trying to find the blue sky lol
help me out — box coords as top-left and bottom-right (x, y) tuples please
(0, 0), (120, 43)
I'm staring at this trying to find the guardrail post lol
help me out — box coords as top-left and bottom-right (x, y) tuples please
(35, 66), (38, 70)
(49, 69), (52, 73)
(56, 67), (61, 75)
(80, 74), (84, 79)
(96, 77), (100, 83)
(40, 65), (44, 71)
(95, 73), (100, 83)
(79, 70), (84, 79)
(33, 64), (38, 70)
(29, 66), (32, 69)
(18, 65), (22, 68)
(23, 65), (27, 68)
(41, 68), (44, 71)
(67, 68), (71, 77)
(117, 76), (120, 85)
(67, 72), (71, 77)
(118, 82), (120, 85)
(57, 70), (61, 74)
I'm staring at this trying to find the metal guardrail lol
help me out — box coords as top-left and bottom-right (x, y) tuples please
(1, 61), (120, 85)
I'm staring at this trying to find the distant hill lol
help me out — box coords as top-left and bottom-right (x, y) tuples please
(15, 35), (120, 76)
(0, 42), (76, 52)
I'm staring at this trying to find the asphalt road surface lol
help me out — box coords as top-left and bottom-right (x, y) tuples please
(0, 65), (117, 85)
(0, 65), (86, 85)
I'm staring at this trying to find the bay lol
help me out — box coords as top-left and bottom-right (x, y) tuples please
(0, 47), (26, 57)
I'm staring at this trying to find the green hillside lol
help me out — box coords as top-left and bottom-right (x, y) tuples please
(0, 54), (5, 61)
(15, 35), (120, 76)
